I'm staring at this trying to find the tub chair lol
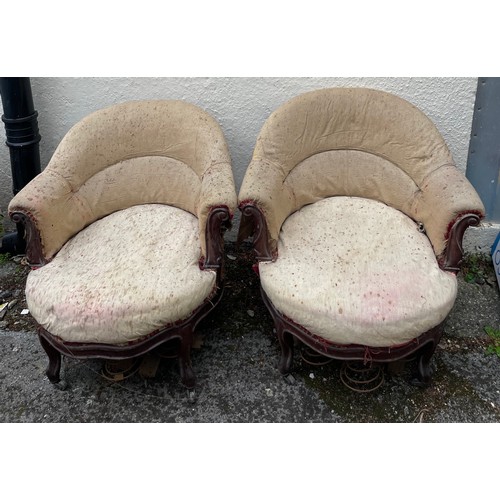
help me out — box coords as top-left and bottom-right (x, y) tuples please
(9, 100), (237, 389)
(238, 88), (484, 386)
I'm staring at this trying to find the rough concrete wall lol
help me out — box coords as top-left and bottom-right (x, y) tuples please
(0, 77), (478, 241)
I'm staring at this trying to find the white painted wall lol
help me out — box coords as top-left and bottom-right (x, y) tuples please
(1, 77), (492, 251)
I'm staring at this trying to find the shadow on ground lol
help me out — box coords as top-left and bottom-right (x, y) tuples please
(0, 243), (499, 423)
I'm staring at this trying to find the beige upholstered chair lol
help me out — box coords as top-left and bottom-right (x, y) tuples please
(9, 100), (237, 389)
(238, 88), (485, 386)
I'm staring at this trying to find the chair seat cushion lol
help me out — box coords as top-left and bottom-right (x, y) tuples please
(26, 204), (216, 345)
(259, 196), (457, 347)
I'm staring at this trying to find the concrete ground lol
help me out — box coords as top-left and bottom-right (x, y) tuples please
(0, 243), (499, 423)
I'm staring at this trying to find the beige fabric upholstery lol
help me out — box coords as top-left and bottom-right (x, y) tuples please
(26, 205), (217, 344)
(238, 88), (485, 258)
(259, 197), (458, 347)
(9, 100), (237, 261)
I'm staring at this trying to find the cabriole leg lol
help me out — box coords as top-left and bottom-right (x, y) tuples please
(412, 342), (437, 388)
(178, 328), (196, 390)
(38, 335), (62, 384)
(276, 323), (294, 375)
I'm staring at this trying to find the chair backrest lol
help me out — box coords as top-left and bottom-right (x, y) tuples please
(239, 88), (484, 257)
(9, 100), (232, 260)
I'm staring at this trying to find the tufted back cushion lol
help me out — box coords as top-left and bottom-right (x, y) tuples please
(9, 100), (235, 260)
(239, 88), (484, 257)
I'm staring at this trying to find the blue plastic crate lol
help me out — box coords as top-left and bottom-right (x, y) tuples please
(492, 231), (500, 291)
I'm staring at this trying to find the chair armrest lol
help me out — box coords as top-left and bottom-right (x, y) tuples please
(203, 206), (232, 284)
(8, 169), (93, 264)
(237, 158), (295, 258)
(197, 162), (237, 262)
(238, 202), (274, 261)
(438, 213), (482, 272)
(9, 211), (45, 267)
(413, 165), (485, 260)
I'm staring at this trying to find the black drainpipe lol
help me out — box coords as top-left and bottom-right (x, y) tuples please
(0, 77), (41, 255)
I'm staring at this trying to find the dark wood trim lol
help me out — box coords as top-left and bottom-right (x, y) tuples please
(39, 334), (62, 384)
(10, 211), (47, 267)
(203, 205), (231, 281)
(38, 284), (224, 389)
(238, 202), (274, 261)
(440, 213), (482, 273)
(261, 288), (444, 387)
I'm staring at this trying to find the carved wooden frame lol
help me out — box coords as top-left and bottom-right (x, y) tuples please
(240, 202), (481, 386)
(11, 206), (231, 389)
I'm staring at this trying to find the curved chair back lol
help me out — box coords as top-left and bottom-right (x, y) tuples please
(9, 100), (234, 260)
(239, 88), (484, 257)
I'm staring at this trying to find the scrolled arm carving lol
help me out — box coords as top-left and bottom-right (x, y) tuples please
(239, 203), (274, 262)
(440, 213), (482, 273)
(10, 211), (47, 267)
(203, 206), (231, 273)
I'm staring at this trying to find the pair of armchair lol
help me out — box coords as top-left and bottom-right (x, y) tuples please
(9, 88), (484, 392)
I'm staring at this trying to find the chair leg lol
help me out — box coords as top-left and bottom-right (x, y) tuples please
(276, 323), (294, 375)
(412, 341), (437, 388)
(38, 335), (62, 384)
(178, 327), (196, 390)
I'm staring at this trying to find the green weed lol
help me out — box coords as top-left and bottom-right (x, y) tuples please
(461, 253), (493, 284)
(484, 326), (500, 358)
(0, 252), (11, 265)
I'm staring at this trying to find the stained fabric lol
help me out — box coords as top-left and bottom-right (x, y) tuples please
(238, 88), (484, 258)
(26, 205), (217, 344)
(9, 100), (237, 260)
(259, 197), (458, 347)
